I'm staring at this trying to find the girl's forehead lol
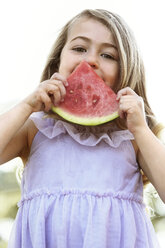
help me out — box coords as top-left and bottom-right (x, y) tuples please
(67, 17), (115, 44)
(69, 17), (108, 33)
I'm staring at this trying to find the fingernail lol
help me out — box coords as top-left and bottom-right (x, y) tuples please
(51, 73), (56, 79)
(65, 81), (69, 87)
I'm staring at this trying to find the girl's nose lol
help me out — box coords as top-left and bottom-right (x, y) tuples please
(85, 53), (99, 69)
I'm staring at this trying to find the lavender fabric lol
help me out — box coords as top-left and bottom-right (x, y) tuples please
(8, 112), (160, 248)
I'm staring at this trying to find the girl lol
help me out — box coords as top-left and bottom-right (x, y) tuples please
(0, 8), (164, 248)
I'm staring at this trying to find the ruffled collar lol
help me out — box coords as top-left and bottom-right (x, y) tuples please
(30, 111), (134, 147)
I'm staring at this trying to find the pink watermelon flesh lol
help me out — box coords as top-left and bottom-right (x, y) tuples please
(52, 61), (119, 126)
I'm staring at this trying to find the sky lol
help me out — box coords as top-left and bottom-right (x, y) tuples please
(0, 0), (165, 125)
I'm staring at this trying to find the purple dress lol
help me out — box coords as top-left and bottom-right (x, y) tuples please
(8, 111), (160, 248)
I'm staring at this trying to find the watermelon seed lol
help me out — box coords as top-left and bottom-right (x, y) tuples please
(69, 90), (74, 94)
(75, 99), (78, 103)
(92, 95), (100, 106)
(92, 99), (98, 106)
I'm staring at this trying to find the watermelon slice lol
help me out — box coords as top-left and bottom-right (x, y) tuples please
(52, 61), (119, 126)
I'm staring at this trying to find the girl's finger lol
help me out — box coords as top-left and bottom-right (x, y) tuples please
(44, 84), (61, 106)
(116, 87), (137, 100)
(39, 91), (52, 112)
(118, 101), (129, 119)
(50, 80), (66, 99)
(53, 88), (61, 106)
(51, 72), (68, 87)
(44, 84), (59, 95)
(41, 80), (66, 104)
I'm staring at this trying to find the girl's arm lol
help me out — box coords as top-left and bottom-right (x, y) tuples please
(0, 102), (33, 164)
(135, 127), (165, 202)
(117, 87), (165, 203)
(0, 73), (67, 165)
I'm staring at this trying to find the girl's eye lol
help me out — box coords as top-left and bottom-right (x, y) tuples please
(72, 47), (86, 53)
(101, 53), (115, 60)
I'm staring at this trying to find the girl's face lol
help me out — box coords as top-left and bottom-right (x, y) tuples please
(59, 17), (119, 89)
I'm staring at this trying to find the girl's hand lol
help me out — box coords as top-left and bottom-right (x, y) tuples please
(116, 87), (148, 135)
(23, 73), (68, 113)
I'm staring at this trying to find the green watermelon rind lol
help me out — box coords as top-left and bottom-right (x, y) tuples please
(52, 106), (119, 126)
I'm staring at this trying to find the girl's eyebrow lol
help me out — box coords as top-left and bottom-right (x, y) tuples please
(70, 36), (117, 50)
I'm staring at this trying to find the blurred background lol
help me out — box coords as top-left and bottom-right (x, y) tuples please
(0, 0), (165, 247)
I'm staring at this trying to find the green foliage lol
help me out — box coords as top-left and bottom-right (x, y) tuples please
(0, 168), (21, 219)
(0, 239), (7, 248)
(0, 191), (20, 219)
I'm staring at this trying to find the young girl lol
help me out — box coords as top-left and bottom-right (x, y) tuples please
(0, 8), (164, 248)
